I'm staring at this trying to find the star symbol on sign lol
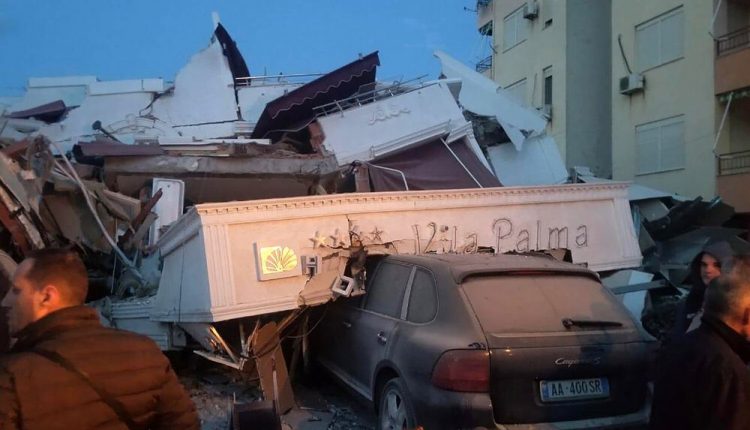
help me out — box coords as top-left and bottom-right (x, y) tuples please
(330, 229), (346, 247)
(310, 231), (328, 248)
(370, 227), (384, 243)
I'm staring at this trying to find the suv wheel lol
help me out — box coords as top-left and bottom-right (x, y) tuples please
(378, 378), (416, 430)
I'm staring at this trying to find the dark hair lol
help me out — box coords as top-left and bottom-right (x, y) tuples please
(704, 254), (750, 321)
(23, 248), (88, 305)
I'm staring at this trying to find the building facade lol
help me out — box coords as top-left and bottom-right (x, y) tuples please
(713, 0), (750, 213)
(476, 0), (613, 177)
(476, 0), (750, 211)
(612, 0), (750, 207)
(611, 0), (717, 200)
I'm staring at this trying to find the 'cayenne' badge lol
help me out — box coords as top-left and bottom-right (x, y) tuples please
(554, 357), (602, 367)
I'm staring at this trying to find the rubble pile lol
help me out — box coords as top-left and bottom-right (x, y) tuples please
(626, 193), (748, 340)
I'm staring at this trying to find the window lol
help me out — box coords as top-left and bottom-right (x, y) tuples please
(636, 115), (685, 174)
(542, 0), (553, 29)
(364, 262), (411, 318)
(636, 7), (684, 71)
(503, 6), (529, 51)
(406, 269), (437, 323)
(543, 67), (552, 106)
(505, 78), (527, 105)
(479, 21), (493, 36)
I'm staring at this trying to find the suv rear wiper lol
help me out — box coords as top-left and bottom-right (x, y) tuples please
(562, 318), (623, 329)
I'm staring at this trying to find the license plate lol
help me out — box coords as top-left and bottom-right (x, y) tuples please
(539, 378), (609, 402)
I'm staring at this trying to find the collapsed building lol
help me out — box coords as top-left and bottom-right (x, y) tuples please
(1, 19), (747, 416)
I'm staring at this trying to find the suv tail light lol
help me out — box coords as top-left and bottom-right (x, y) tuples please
(431, 349), (490, 392)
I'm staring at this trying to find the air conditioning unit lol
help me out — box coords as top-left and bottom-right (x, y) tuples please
(523, 0), (539, 20)
(619, 74), (645, 95)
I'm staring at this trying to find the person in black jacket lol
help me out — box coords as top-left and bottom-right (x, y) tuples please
(672, 241), (734, 337)
(650, 254), (750, 430)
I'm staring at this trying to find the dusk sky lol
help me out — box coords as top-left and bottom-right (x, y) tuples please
(0, 0), (488, 96)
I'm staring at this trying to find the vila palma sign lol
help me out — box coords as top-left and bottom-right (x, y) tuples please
(152, 184), (640, 322)
(492, 218), (587, 253)
(404, 218), (587, 254)
(308, 218), (588, 255)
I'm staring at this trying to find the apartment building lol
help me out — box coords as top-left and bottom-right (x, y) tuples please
(475, 0), (613, 177)
(713, 0), (750, 213)
(611, 0), (750, 209)
(612, 0), (715, 200)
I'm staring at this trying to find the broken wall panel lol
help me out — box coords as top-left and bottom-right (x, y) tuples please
(100, 151), (339, 202)
(317, 81), (488, 169)
(367, 138), (500, 191)
(487, 137), (568, 186)
(151, 38), (239, 132)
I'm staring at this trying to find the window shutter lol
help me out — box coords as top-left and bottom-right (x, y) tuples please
(660, 121), (685, 170)
(637, 127), (660, 174)
(660, 11), (683, 63)
(637, 22), (660, 71)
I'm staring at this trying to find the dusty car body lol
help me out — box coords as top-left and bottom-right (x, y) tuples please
(313, 253), (653, 429)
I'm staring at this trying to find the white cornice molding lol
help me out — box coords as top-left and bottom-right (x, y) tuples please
(189, 184), (631, 224)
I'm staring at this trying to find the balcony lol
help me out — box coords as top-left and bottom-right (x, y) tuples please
(717, 150), (750, 213)
(476, 0), (493, 32)
(476, 56), (492, 73)
(715, 26), (750, 95)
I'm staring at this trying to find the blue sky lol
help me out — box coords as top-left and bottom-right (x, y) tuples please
(0, 0), (490, 96)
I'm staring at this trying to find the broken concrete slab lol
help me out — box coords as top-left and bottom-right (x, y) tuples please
(99, 150), (339, 202)
(434, 50), (547, 151)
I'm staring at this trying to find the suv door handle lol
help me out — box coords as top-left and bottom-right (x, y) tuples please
(341, 321), (352, 329)
(377, 332), (387, 344)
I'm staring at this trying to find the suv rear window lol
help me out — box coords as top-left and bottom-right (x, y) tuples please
(461, 274), (633, 333)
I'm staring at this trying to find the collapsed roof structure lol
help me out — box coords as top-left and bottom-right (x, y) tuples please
(0, 18), (747, 357)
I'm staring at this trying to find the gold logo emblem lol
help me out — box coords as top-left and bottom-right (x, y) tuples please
(260, 246), (298, 275)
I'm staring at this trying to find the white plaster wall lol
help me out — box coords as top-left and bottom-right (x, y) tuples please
(152, 40), (238, 132)
(489, 0), (568, 159)
(318, 82), (471, 165)
(611, 0), (717, 198)
(38, 92), (160, 148)
(24, 40), (245, 148)
(8, 76), (97, 111)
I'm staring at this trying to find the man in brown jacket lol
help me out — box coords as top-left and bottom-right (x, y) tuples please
(0, 248), (200, 429)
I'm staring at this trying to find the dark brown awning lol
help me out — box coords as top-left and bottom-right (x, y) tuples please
(6, 100), (67, 123)
(367, 138), (501, 191)
(251, 52), (379, 140)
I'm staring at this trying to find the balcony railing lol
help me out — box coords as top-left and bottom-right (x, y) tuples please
(718, 150), (750, 176)
(234, 72), (324, 87)
(717, 26), (750, 56)
(476, 56), (492, 73)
